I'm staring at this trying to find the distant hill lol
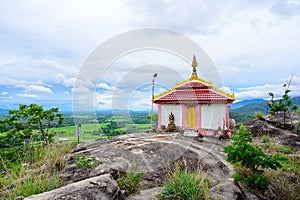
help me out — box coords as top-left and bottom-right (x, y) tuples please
(230, 97), (300, 117)
(292, 97), (300, 106)
(231, 101), (269, 116)
(231, 99), (267, 109)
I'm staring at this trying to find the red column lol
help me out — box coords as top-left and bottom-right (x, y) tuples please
(158, 105), (161, 129)
(225, 104), (230, 129)
(182, 104), (187, 128)
(196, 104), (201, 129)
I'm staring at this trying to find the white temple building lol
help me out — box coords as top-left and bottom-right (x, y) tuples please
(153, 55), (234, 131)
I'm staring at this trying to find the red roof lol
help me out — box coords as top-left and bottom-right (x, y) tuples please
(153, 79), (234, 104)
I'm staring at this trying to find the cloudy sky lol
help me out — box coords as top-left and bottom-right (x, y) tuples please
(0, 0), (300, 111)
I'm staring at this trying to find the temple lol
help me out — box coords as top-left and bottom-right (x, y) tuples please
(153, 55), (234, 131)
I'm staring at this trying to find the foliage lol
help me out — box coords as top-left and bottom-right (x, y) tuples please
(293, 108), (300, 134)
(0, 143), (74, 199)
(116, 171), (143, 195)
(147, 114), (158, 123)
(278, 145), (294, 154)
(101, 120), (126, 136)
(255, 111), (264, 120)
(262, 147), (300, 199)
(75, 154), (98, 171)
(224, 125), (285, 189)
(269, 83), (298, 128)
(261, 135), (271, 143)
(157, 165), (210, 200)
(0, 104), (63, 147)
(114, 161), (143, 196)
(229, 112), (253, 123)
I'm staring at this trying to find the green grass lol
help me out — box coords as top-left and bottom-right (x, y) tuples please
(261, 135), (271, 143)
(254, 140), (300, 199)
(278, 145), (295, 154)
(51, 123), (107, 141)
(51, 123), (102, 135)
(0, 143), (75, 199)
(116, 171), (143, 196)
(157, 166), (210, 200)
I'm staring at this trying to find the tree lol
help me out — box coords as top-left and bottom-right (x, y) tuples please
(101, 120), (125, 136)
(146, 114), (158, 123)
(269, 75), (298, 128)
(0, 104), (63, 147)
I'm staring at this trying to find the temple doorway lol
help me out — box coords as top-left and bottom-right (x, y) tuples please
(187, 106), (196, 128)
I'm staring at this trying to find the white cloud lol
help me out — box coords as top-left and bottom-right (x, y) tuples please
(97, 82), (116, 91)
(71, 87), (90, 93)
(0, 0), (300, 110)
(63, 78), (77, 87)
(17, 93), (39, 99)
(234, 75), (300, 100)
(64, 91), (70, 95)
(95, 93), (113, 109)
(219, 86), (231, 94)
(1, 92), (8, 95)
(25, 85), (53, 94)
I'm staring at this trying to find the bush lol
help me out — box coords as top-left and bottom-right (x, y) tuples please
(255, 111), (264, 120)
(75, 154), (98, 171)
(278, 145), (294, 154)
(116, 171), (143, 195)
(0, 143), (74, 199)
(224, 125), (284, 190)
(157, 166), (210, 200)
(261, 135), (270, 143)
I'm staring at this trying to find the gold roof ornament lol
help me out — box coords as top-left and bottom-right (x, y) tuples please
(191, 54), (198, 78)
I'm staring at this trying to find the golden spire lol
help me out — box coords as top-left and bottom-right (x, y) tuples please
(191, 54), (198, 78)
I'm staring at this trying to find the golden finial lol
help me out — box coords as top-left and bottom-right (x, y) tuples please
(191, 54), (198, 78)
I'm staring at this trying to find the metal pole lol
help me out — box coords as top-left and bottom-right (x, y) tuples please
(151, 73), (157, 126)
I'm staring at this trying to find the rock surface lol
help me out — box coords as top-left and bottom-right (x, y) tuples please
(25, 174), (124, 200)
(238, 119), (300, 147)
(25, 132), (282, 200)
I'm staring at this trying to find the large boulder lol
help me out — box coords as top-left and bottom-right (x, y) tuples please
(239, 119), (300, 147)
(25, 133), (277, 200)
(25, 174), (124, 200)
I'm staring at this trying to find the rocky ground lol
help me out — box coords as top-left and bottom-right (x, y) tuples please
(24, 113), (300, 200)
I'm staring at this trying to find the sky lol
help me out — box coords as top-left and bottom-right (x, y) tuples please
(0, 0), (300, 111)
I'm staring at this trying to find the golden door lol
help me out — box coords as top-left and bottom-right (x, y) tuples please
(187, 106), (196, 128)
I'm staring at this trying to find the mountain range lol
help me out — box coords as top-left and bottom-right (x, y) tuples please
(230, 97), (300, 117)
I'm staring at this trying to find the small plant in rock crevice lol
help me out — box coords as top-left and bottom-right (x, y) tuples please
(261, 135), (271, 143)
(115, 161), (143, 196)
(157, 164), (210, 200)
(255, 111), (264, 120)
(75, 153), (98, 173)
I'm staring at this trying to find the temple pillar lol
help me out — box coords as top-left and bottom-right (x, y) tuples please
(225, 104), (230, 130)
(158, 105), (161, 129)
(182, 104), (187, 128)
(196, 104), (201, 129)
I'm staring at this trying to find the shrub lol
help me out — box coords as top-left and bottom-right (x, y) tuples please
(157, 166), (210, 200)
(261, 135), (270, 143)
(75, 154), (98, 171)
(255, 111), (264, 120)
(224, 125), (284, 190)
(278, 145), (294, 154)
(0, 143), (74, 199)
(116, 171), (143, 195)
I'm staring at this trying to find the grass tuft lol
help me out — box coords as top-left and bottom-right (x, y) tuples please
(0, 143), (75, 199)
(157, 165), (210, 200)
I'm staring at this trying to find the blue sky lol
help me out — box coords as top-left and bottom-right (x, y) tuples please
(0, 0), (300, 111)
